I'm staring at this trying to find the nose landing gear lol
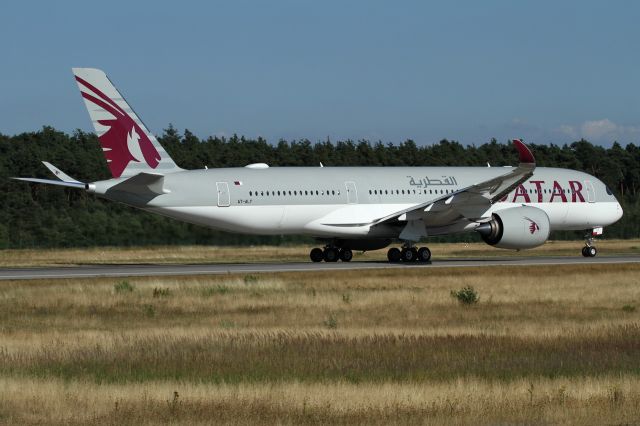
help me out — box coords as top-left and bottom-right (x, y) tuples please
(581, 229), (601, 257)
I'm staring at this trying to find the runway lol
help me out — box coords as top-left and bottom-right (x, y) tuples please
(1, 255), (639, 280)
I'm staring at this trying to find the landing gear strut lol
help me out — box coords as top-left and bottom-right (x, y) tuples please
(309, 246), (353, 262)
(387, 244), (431, 263)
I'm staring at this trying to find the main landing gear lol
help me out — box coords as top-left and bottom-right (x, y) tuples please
(387, 244), (431, 263)
(310, 246), (353, 263)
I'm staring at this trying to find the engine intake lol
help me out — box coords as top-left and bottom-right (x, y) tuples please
(476, 206), (550, 250)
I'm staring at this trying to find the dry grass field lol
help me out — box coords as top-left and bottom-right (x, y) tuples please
(0, 238), (639, 267)
(1, 258), (640, 424)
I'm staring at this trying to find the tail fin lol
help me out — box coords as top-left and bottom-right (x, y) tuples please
(72, 68), (182, 178)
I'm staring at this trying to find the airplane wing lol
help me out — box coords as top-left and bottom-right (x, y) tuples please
(372, 139), (535, 226)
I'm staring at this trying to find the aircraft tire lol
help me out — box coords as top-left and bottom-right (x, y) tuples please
(339, 248), (353, 262)
(401, 248), (416, 262)
(581, 247), (589, 257)
(588, 246), (597, 257)
(387, 248), (401, 263)
(310, 248), (324, 262)
(323, 247), (339, 262)
(417, 247), (431, 262)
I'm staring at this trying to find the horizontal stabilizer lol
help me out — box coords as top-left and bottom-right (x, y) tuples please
(11, 177), (86, 189)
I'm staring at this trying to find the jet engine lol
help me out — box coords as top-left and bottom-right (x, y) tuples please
(476, 206), (550, 250)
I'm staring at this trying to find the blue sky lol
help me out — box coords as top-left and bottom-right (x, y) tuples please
(1, 0), (638, 146)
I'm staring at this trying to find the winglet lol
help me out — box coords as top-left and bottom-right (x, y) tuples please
(513, 139), (535, 164)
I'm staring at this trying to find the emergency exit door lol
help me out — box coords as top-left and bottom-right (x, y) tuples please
(345, 181), (358, 204)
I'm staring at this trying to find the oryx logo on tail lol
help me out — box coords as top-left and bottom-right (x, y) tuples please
(74, 73), (161, 178)
(73, 68), (182, 178)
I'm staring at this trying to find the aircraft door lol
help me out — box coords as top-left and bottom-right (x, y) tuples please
(345, 181), (358, 204)
(584, 180), (595, 203)
(216, 182), (230, 207)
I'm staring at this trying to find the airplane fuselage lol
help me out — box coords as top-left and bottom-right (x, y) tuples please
(93, 165), (622, 241)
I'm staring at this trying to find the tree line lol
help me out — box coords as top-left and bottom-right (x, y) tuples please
(0, 126), (639, 249)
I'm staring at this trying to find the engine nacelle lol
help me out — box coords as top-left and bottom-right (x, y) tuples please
(476, 206), (550, 250)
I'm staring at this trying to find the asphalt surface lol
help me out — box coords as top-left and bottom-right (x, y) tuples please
(0, 255), (639, 280)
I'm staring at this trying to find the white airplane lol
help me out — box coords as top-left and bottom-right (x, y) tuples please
(13, 68), (623, 262)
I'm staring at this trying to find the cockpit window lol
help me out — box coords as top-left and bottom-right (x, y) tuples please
(605, 186), (613, 195)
